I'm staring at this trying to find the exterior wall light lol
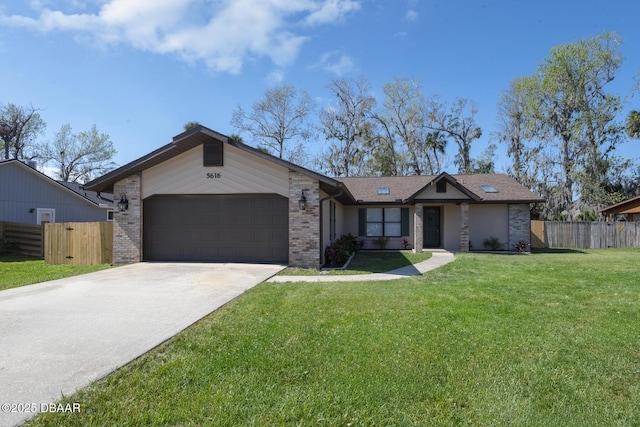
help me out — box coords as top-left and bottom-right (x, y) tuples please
(118, 193), (129, 212)
(298, 191), (307, 211)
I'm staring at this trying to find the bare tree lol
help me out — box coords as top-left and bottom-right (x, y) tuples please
(0, 104), (46, 160)
(231, 84), (316, 160)
(318, 77), (376, 177)
(38, 124), (117, 183)
(373, 77), (431, 175)
(426, 97), (482, 174)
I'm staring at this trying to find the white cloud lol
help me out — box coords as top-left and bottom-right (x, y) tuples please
(266, 69), (285, 85)
(0, 0), (361, 74)
(304, 0), (360, 25)
(406, 9), (418, 21)
(314, 51), (355, 76)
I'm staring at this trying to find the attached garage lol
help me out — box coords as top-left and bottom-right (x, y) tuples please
(143, 194), (288, 263)
(84, 125), (345, 267)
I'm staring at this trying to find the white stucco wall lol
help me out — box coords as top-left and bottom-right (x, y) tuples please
(340, 203), (510, 252)
(468, 204), (509, 250)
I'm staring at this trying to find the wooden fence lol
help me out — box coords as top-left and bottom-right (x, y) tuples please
(531, 220), (640, 249)
(44, 222), (113, 265)
(0, 221), (44, 257)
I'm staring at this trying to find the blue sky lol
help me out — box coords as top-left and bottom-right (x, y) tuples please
(1, 0), (639, 175)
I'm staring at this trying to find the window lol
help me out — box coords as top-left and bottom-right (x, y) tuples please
(480, 184), (498, 193)
(359, 207), (408, 237)
(436, 180), (447, 193)
(377, 186), (390, 195)
(203, 141), (223, 166)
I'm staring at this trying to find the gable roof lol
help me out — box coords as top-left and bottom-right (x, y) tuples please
(81, 125), (541, 205)
(338, 173), (544, 204)
(598, 195), (640, 214)
(84, 125), (350, 199)
(57, 181), (114, 206)
(0, 159), (112, 208)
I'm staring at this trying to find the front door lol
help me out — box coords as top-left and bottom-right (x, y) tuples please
(423, 207), (441, 248)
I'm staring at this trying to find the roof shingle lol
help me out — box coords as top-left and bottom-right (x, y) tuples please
(337, 173), (544, 204)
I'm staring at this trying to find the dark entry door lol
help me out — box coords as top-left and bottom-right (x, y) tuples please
(423, 207), (441, 248)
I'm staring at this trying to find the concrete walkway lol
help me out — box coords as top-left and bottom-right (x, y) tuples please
(267, 250), (455, 283)
(0, 263), (284, 427)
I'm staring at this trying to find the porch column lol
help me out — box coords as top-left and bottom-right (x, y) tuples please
(413, 203), (423, 253)
(459, 202), (469, 252)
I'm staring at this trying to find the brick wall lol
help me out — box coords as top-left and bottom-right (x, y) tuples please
(288, 171), (320, 268)
(508, 204), (531, 251)
(113, 174), (142, 264)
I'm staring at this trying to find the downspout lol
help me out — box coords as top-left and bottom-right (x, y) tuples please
(319, 188), (344, 267)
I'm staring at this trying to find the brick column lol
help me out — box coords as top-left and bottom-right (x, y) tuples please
(413, 203), (423, 253)
(288, 171), (320, 268)
(508, 204), (530, 251)
(460, 202), (469, 252)
(113, 174), (142, 265)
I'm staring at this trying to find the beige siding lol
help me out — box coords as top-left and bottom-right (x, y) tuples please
(142, 144), (289, 199)
(468, 204), (509, 250)
(414, 183), (470, 200)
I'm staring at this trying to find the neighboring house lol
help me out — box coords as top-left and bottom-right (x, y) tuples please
(0, 159), (113, 224)
(599, 195), (640, 221)
(84, 125), (544, 268)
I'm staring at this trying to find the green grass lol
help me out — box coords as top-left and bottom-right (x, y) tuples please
(0, 255), (110, 291)
(279, 250), (432, 276)
(27, 248), (640, 426)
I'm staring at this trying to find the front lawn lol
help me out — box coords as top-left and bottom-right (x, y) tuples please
(27, 248), (640, 426)
(0, 256), (110, 291)
(279, 250), (432, 276)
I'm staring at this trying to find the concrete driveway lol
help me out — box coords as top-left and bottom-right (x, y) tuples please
(0, 262), (283, 427)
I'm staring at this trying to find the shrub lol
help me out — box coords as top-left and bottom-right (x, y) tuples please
(402, 238), (410, 249)
(483, 236), (502, 251)
(324, 234), (359, 268)
(0, 238), (17, 256)
(515, 240), (530, 253)
(374, 236), (391, 249)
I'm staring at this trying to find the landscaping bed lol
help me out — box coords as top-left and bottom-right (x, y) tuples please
(279, 250), (432, 276)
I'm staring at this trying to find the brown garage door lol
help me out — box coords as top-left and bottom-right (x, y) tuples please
(143, 194), (288, 263)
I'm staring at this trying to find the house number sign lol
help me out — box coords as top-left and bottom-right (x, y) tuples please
(206, 172), (222, 179)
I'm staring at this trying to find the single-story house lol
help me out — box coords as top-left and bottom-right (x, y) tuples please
(0, 159), (113, 224)
(84, 125), (544, 267)
(599, 195), (640, 221)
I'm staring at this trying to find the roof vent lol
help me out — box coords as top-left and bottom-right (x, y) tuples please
(480, 184), (498, 193)
(377, 186), (390, 195)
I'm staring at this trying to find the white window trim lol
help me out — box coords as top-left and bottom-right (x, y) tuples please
(36, 208), (56, 225)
